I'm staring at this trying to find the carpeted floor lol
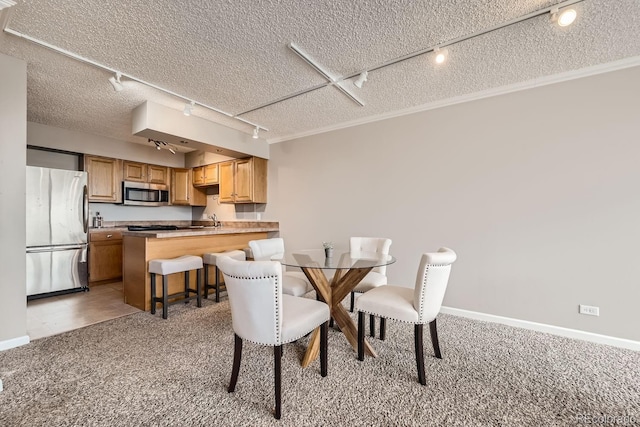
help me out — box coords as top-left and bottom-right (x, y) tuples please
(0, 299), (638, 426)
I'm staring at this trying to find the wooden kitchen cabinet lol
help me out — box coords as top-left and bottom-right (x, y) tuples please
(219, 157), (267, 203)
(89, 230), (123, 283)
(123, 161), (169, 185)
(193, 163), (219, 187)
(170, 168), (207, 206)
(84, 155), (122, 203)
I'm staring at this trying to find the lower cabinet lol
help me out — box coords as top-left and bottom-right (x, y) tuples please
(89, 230), (123, 283)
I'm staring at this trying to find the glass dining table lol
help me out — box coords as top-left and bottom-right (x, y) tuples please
(272, 249), (396, 367)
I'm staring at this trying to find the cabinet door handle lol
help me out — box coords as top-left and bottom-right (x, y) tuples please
(107, 234), (113, 238)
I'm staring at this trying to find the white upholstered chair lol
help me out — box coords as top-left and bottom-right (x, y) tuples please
(217, 256), (330, 420)
(248, 238), (314, 297)
(355, 248), (456, 385)
(349, 237), (392, 335)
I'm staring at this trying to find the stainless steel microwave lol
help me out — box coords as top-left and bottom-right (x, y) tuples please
(122, 181), (169, 206)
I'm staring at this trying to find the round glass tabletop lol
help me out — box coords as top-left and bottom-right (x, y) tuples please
(273, 249), (396, 270)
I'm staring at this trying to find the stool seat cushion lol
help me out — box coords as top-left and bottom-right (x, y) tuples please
(203, 250), (246, 265)
(149, 255), (203, 276)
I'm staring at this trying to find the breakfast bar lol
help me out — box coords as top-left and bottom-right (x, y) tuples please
(122, 223), (278, 311)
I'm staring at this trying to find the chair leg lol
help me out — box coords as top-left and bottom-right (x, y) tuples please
(196, 268), (202, 307)
(429, 319), (442, 359)
(379, 317), (386, 341)
(357, 311), (365, 361)
(369, 314), (375, 337)
(414, 324), (426, 385)
(274, 345), (282, 420)
(350, 292), (355, 312)
(150, 273), (157, 314)
(320, 321), (328, 377)
(162, 275), (168, 320)
(184, 270), (190, 304)
(228, 334), (242, 393)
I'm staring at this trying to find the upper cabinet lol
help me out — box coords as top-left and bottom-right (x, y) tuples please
(219, 157), (267, 203)
(171, 168), (207, 206)
(84, 155), (122, 203)
(123, 161), (169, 185)
(192, 163), (219, 187)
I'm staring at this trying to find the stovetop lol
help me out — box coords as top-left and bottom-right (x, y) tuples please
(127, 225), (179, 231)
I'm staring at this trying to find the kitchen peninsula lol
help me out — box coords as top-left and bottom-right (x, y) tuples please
(122, 222), (278, 311)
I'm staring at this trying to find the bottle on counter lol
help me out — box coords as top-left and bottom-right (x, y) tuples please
(93, 212), (103, 228)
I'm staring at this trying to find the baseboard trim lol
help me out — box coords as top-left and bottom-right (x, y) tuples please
(0, 335), (30, 352)
(440, 306), (640, 351)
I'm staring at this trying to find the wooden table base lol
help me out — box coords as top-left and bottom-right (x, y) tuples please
(300, 266), (377, 368)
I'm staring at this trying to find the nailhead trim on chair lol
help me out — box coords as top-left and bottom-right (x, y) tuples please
(274, 275), (281, 344)
(356, 309), (430, 325)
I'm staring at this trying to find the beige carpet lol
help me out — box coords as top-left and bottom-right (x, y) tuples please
(0, 299), (638, 426)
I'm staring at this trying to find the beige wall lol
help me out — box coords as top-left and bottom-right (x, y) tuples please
(0, 53), (28, 347)
(28, 121), (186, 167)
(266, 65), (640, 342)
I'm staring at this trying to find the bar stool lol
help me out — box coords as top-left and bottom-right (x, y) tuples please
(149, 255), (203, 319)
(202, 250), (246, 302)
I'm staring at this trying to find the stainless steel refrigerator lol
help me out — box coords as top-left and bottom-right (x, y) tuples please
(26, 166), (89, 298)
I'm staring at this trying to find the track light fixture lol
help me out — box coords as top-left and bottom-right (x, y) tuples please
(354, 71), (368, 89)
(252, 127), (259, 139)
(183, 100), (195, 116)
(434, 47), (448, 65)
(108, 72), (123, 92)
(0, 0), (16, 11)
(148, 138), (177, 155)
(550, 7), (577, 27)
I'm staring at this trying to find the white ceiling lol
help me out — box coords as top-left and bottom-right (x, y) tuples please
(1, 0), (639, 151)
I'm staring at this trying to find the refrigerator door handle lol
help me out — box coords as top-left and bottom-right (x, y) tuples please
(27, 244), (87, 253)
(82, 184), (89, 233)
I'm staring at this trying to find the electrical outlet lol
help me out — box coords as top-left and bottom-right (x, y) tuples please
(579, 304), (600, 316)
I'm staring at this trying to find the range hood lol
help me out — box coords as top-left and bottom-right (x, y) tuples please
(132, 101), (269, 159)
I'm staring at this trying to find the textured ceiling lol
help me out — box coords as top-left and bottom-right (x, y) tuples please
(1, 0), (639, 150)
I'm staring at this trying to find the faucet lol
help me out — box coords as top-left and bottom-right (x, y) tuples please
(208, 213), (221, 227)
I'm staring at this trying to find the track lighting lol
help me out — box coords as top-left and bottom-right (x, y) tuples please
(550, 7), (577, 27)
(434, 47), (448, 65)
(108, 72), (123, 92)
(354, 71), (368, 89)
(148, 138), (177, 154)
(252, 127), (259, 139)
(183, 100), (195, 116)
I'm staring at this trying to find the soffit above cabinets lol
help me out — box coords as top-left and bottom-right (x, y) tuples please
(132, 101), (269, 159)
(1, 0), (639, 148)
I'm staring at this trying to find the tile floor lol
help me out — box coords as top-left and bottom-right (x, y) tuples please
(27, 282), (141, 340)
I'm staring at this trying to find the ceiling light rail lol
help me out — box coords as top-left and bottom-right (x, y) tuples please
(234, 0), (584, 118)
(288, 42), (364, 107)
(2, 27), (269, 134)
(347, 0), (584, 79)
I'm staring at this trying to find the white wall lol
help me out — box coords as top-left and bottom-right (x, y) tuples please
(0, 53), (28, 349)
(266, 65), (640, 342)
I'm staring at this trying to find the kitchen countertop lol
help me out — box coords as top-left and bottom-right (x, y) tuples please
(90, 220), (278, 237)
(122, 226), (279, 238)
